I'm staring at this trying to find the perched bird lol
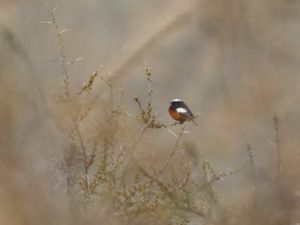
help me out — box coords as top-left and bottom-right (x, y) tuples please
(168, 99), (198, 125)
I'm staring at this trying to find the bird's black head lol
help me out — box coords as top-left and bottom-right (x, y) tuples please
(170, 99), (184, 108)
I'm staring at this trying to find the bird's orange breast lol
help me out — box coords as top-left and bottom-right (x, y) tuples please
(169, 106), (186, 122)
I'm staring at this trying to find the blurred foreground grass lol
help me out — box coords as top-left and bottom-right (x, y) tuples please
(0, 1), (300, 225)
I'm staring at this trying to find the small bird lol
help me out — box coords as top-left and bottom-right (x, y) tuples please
(168, 99), (198, 125)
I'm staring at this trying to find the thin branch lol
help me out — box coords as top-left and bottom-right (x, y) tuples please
(156, 125), (186, 179)
(246, 143), (256, 188)
(45, 1), (70, 101)
(273, 114), (281, 178)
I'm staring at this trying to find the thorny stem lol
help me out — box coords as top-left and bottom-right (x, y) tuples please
(134, 97), (145, 115)
(198, 152), (251, 192)
(99, 73), (114, 111)
(78, 92), (100, 122)
(273, 114), (281, 178)
(145, 66), (153, 114)
(127, 117), (153, 159)
(133, 155), (206, 218)
(246, 143), (258, 210)
(72, 118), (89, 191)
(156, 125), (186, 179)
(46, 2), (70, 101)
(113, 114), (152, 171)
(246, 143), (256, 188)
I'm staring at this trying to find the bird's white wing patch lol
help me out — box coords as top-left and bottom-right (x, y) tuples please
(176, 108), (187, 114)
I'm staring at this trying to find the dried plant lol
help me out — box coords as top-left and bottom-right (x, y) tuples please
(273, 114), (281, 178)
(24, 2), (299, 225)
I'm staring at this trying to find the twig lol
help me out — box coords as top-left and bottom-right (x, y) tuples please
(246, 143), (258, 211)
(273, 114), (281, 178)
(78, 71), (98, 95)
(156, 125), (186, 179)
(246, 143), (256, 188)
(45, 1), (70, 101)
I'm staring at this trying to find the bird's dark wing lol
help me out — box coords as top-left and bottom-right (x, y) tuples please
(180, 102), (195, 118)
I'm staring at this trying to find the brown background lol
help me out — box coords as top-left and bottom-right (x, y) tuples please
(1, 0), (300, 224)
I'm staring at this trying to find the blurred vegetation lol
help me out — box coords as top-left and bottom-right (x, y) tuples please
(1, 0), (300, 225)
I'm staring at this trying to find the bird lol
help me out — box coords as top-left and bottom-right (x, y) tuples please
(168, 99), (198, 125)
